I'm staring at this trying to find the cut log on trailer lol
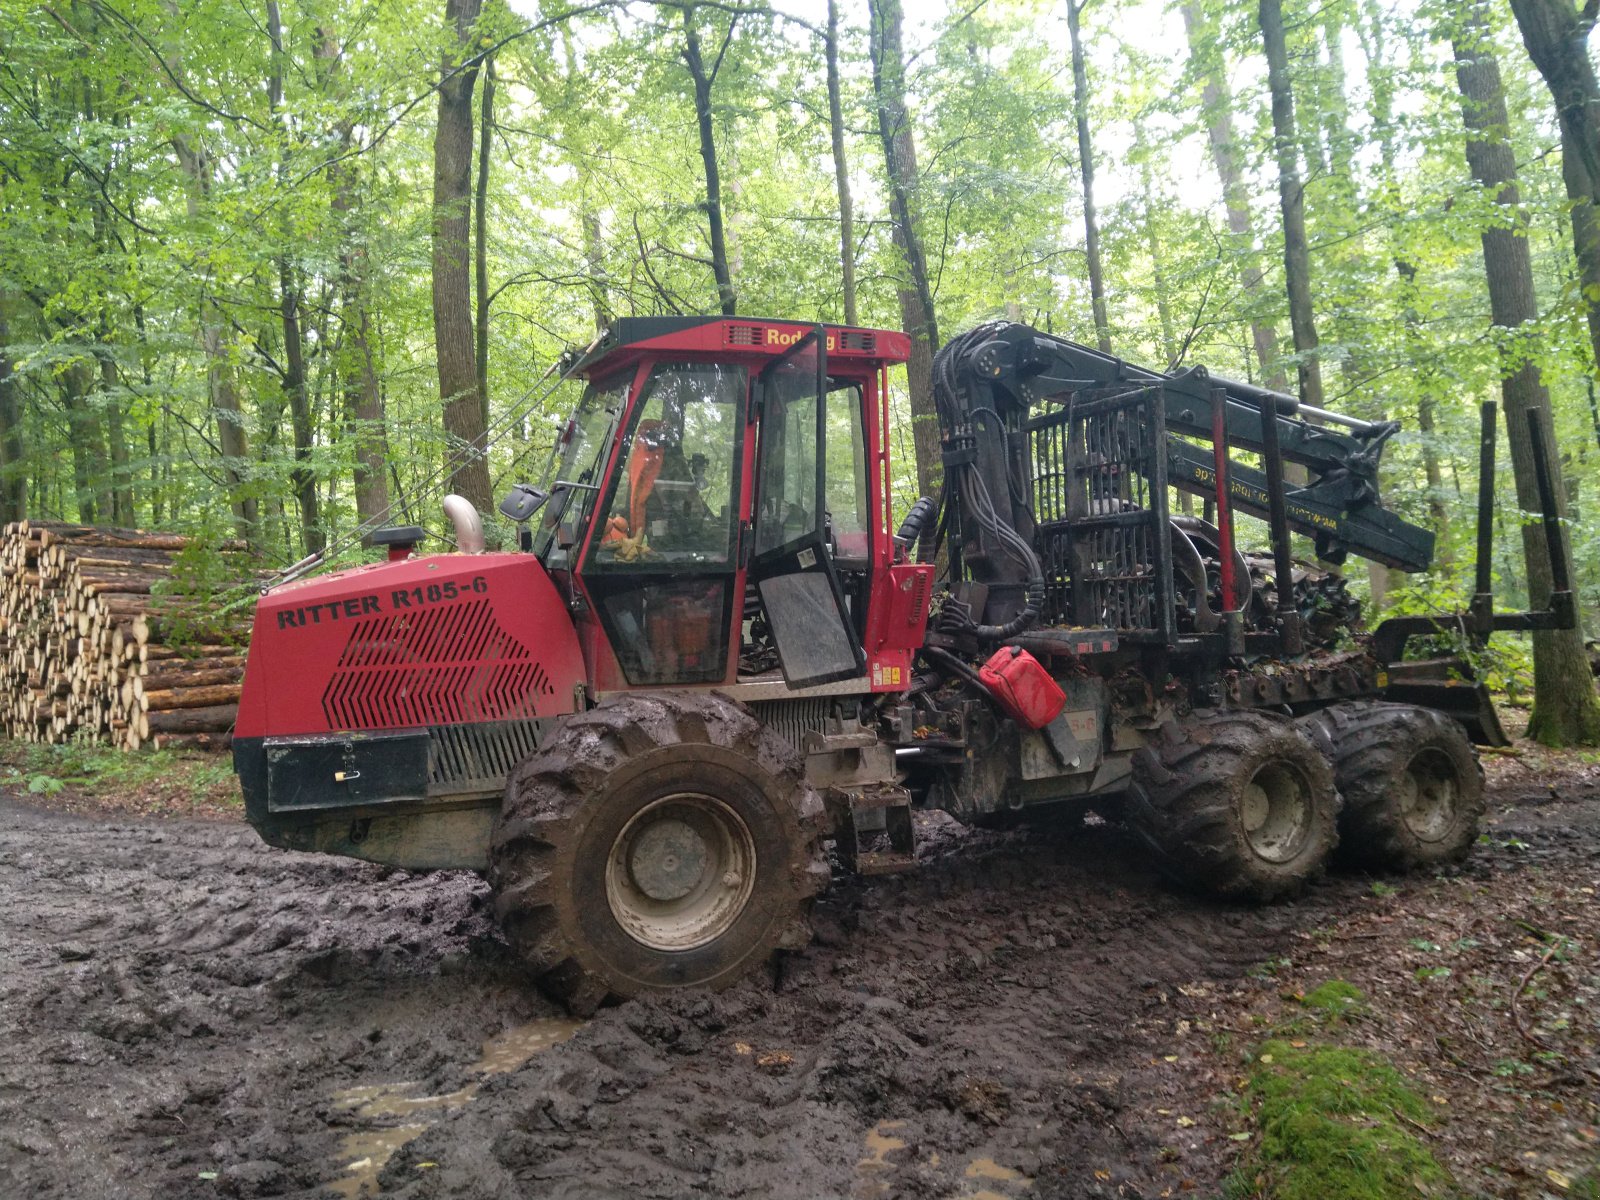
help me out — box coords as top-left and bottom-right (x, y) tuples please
(0, 522), (255, 750)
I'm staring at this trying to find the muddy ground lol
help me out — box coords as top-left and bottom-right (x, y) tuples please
(1, 736), (1597, 1200)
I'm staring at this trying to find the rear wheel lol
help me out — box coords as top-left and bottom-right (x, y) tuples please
(488, 692), (830, 1014)
(1128, 710), (1340, 901)
(1301, 701), (1485, 871)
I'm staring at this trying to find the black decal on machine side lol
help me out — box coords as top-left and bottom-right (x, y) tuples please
(272, 576), (491, 632)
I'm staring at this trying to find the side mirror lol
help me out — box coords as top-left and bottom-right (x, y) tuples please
(499, 484), (549, 523)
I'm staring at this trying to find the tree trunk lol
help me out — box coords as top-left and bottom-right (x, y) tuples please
(1180, 2), (1288, 391)
(0, 293), (25, 522)
(868, 0), (941, 503)
(1453, 0), (1600, 746)
(101, 348), (132, 524)
(173, 141), (256, 541)
(432, 0), (493, 518)
(826, 0), (858, 326)
(1259, 0), (1324, 410)
(1508, 0), (1600, 385)
(1067, 0), (1111, 353)
(681, 6), (738, 316)
(317, 26), (390, 536)
(560, 27), (611, 333)
(475, 53), (495, 422)
(1136, 138), (1178, 368)
(279, 264), (322, 554)
(60, 357), (100, 524)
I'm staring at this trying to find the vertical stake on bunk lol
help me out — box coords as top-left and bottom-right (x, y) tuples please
(1257, 391), (1303, 655)
(1210, 387), (1244, 657)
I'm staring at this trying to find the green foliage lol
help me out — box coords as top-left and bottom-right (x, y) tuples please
(1, 738), (237, 808)
(0, 0), (1597, 727)
(150, 536), (255, 649)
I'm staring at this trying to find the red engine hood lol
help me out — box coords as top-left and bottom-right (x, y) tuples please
(236, 552), (585, 739)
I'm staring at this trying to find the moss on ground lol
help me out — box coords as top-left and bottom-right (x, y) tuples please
(1230, 982), (1450, 1200)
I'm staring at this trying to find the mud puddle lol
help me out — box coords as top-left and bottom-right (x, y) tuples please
(328, 1017), (582, 1197)
(857, 1120), (1031, 1199)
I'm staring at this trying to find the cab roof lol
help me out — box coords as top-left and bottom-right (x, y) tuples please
(571, 316), (912, 379)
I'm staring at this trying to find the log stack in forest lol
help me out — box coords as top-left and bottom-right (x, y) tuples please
(0, 520), (256, 751)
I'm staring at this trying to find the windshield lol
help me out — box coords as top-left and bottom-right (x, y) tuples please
(532, 371), (631, 560)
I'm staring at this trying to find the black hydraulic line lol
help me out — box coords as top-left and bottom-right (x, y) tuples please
(1256, 388), (1304, 655)
(921, 645), (993, 695)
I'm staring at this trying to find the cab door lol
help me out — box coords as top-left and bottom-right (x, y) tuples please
(750, 328), (866, 687)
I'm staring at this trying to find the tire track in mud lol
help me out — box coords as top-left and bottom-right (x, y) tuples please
(0, 799), (553, 1200)
(17, 791), (1568, 1200)
(373, 818), (1319, 1200)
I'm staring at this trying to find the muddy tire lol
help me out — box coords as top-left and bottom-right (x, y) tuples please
(1128, 710), (1340, 901)
(1301, 701), (1485, 872)
(488, 691), (831, 1014)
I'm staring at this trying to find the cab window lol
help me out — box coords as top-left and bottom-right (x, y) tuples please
(588, 362), (746, 570)
(581, 361), (748, 687)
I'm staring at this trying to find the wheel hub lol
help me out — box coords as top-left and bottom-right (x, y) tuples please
(1241, 761), (1313, 863)
(1401, 749), (1459, 842)
(606, 793), (756, 952)
(628, 819), (709, 901)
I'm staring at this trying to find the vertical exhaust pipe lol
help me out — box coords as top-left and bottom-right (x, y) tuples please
(443, 495), (486, 554)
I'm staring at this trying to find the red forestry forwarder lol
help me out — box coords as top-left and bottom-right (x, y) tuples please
(234, 316), (1573, 1012)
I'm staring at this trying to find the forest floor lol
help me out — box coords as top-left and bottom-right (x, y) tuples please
(0, 717), (1597, 1200)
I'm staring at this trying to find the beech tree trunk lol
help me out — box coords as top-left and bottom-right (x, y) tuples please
(318, 26), (390, 535)
(1509, 0), (1600, 384)
(1259, 0), (1324, 410)
(1453, 0), (1600, 747)
(432, 0), (493, 518)
(868, 0), (941, 503)
(1180, 2), (1289, 391)
(0, 293), (23, 522)
(475, 54), (495, 420)
(102, 350), (132, 523)
(681, 6), (738, 316)
(1067, 0), (1111, 353)
(826, 0), (858, 326)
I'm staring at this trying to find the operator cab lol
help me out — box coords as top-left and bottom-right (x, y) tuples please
(508, 317), (914, 695)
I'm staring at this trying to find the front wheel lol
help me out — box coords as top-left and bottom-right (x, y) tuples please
(1301, 701), (1485, 872)
(488, 692), (830, 1013)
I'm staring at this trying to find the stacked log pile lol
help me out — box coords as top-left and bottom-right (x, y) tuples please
(1, 521), (253, 751)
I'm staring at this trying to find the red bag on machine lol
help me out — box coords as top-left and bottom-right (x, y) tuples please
(978, 646), (1066, 729)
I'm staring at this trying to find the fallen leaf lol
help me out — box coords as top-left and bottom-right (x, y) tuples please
(1229, 1132), (1252, 1142)
(1177, 1116), (1197, 1128)
(1547, 1169), (1572, 1190)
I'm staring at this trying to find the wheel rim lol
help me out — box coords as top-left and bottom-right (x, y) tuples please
(1400, 748), (1459, 842)
(606, 793), (757, 952)
(1239, 760), (1314, 862)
